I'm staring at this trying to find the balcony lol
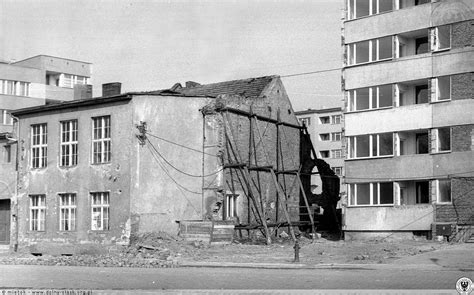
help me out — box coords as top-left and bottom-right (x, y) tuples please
(345, 204), (433, 231)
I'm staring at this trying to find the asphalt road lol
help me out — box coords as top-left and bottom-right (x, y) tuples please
(0, 264), (472, 290)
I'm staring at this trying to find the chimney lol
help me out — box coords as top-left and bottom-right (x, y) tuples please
(102, 82), (122, 97)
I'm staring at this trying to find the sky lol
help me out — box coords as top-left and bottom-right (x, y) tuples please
(0, 0), (344, 111)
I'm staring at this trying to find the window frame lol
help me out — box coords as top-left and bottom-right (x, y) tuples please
(347, 0), (393, 20)
(91, 192), (110, 231)
(60, 120), (78, 167)
(331, 149), (343, 159)
(31, 123), (48, 169)
(224, 194), (238, 220)
(319, 116), (330, 124)
(348, 84), (393, 112)
(432, 127), (451, 153)
(29, 195), (46, 231)
(348, 133), (394, 159)
(436, 179), (452, 204)
(432, 76), (451, 102)
(298, 117), (311, 127)
(431, 25), (451, 52)
(320, 150), (330, 158)
(333, 167), (343, 176)
(320, 133), (330, 141)
(332, 132), (342, 142)
(91, 116), (111, 164)
(348, 182), (394, 206)
(332, 115), (342, 124)
(347, 37), (393, 66)
(59, 193), (77, 231)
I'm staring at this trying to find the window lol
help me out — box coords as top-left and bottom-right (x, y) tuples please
(431, 25), (451, 51)
(415, 84), (429, 104)
(320, 150), (330, 158)
(92, 116), (111, 164)
(60, 74), (90, 88)
(332, 115), (341, 124)
(332, 132), (342, 141)
(3, 145), (11, 163)
(60, 120), (78, 167)
(31, 123), (47, 168)
(299, 117), (311, 127)
(91, 192), (109, 231)
(319, 116), (330, 124)
(348, 84), (392, 111)
(415, 37), (429, 54)
(30, 195), (46, 231)
(348, 133), (393, 158)
(59, 194), (76, 231)
(225, 194), (238, 219)
(320, 133), (330, 141)
(332, 149), (343, 159)
(433, 127), (451, 152)
(416, 181), (430, 204)
(437, 179), (451, 203)
(347, 36), (392, 65)
(0, 80), (30, 96)
(333, 167), (343, 176)
(347, 0), (393, 20)
(349, 182), (393, 206)
(433, 76), (451, 101)
(416, 132), (429, 154)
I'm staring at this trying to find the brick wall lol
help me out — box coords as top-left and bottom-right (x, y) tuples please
(451, 20), (473, 49)
(451, 73), (474, 101)
(435, 178), (474, 225)
(452, 124), (474, 152)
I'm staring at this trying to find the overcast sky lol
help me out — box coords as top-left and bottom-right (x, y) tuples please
(1, 0), (344, 111)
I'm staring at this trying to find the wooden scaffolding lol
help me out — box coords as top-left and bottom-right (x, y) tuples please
(204, 105), (316, 244)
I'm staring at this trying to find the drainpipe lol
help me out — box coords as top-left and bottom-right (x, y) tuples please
(9, 115), (20, 252)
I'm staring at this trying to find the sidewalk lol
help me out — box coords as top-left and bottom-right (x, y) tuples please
(180, 243), (474, 271)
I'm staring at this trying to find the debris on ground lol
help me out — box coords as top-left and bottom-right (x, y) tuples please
(0, 231), (449, 268)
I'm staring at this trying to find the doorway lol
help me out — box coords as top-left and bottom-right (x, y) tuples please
(0, 200), (10, 244)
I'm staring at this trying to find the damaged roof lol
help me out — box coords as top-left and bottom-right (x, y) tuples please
(152, 75), (278, 98)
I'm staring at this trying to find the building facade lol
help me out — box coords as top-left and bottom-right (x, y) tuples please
(0, 55), (92, 246)
(295, 108), (345, 198)
(10, 76), (303, 253)
(343, 0), (474, 240)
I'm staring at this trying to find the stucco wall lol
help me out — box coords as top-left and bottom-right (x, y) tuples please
(130, 95), (210, 235)
(15, 100), (133, 252)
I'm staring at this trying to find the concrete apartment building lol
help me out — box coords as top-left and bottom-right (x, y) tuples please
(295, 108), (345, 195)
(0, 55), (92, 245)
(9, 76), (306, 253)
(343, 0), (473, 240)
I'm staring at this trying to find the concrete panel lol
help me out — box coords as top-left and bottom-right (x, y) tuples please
(432, 99), (474, 128)
(344, 0), (474, 43)
(344, 55), (433, 89)
(0, 63), (44, 83)
(344, 49), (473, 89)
(344, 205), (433, 231)
(45, 85), (75, 101)
(345, 154), (434, 183)
(433, 151), (474, 177)
(344, 4), (431, 43)
(344, 103), (432, 136)
(14, 56), (91, 77)
(0, 94), (46, 110)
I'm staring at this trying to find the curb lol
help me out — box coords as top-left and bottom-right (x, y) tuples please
(179, 261), (452, 270)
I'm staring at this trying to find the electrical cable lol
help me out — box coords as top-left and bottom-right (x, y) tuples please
(146, 137), (224, 178)
(146, 132), (219, 157)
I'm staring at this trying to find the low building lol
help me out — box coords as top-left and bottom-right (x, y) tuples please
(10, 76), (305, 253)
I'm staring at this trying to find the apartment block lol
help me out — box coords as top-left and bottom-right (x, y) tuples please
(295, 108), (345, 192)
(343, 0), (474, 240)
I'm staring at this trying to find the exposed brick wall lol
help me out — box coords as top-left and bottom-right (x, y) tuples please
(451, 73), (474, 101)
(452, 124), (474, 152)
(451, 21), (473, 49)
(435, 178), (474, 225)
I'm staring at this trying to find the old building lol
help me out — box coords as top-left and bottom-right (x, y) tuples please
(10, 76), (306, 253)
(0, 55), (92, 247)
(343, 0), (474, 240)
